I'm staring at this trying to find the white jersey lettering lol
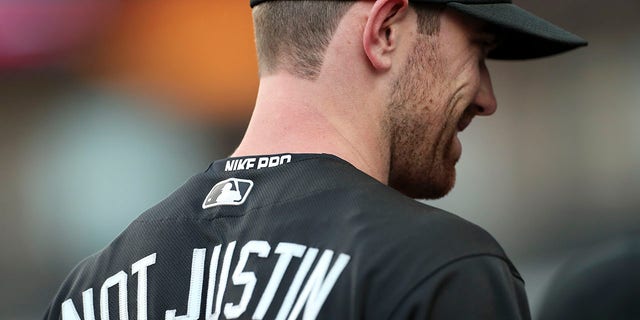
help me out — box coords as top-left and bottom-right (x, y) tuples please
(224, 241), (271, 319)
(132, 253), (156, 320)
(253, 243), (306, 320)
(165, 249), (206, 320)
(57, 240), (349, 320)
(205, 244), (222, 320)
(100, 271), (129, 320)
(61, 289), (95, 320)
(288, 250), (351, 320)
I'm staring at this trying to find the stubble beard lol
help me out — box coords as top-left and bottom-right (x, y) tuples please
(385, 36), (458, 200)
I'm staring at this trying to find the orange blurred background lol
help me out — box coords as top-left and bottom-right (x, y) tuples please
(75, 0), (259, 121)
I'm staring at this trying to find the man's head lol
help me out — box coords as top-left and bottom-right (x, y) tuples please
(249, 0), (586, 199)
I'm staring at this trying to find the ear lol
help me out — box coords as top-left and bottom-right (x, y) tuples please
(363, 0), (410, 71)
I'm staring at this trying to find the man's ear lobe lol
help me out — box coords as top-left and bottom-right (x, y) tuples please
(363, 0), (409, 71)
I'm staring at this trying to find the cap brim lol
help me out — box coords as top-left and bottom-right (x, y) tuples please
(445, 3), (587, 60)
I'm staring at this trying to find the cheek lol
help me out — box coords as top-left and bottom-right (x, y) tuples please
(447, 64), (483, 116)
(465, 60), (485, 93)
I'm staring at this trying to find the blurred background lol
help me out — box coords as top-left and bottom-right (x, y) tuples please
(0, 0), (638, 318)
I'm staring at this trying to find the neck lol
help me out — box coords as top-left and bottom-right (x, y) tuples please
(232, 72), (390, 184)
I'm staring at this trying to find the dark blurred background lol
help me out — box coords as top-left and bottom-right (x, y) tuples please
(1, 0), (638, 319)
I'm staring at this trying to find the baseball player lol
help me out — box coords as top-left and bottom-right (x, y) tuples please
(44, 0), (586, 319)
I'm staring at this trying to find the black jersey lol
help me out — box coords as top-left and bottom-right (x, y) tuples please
(44, 153), (531, 320)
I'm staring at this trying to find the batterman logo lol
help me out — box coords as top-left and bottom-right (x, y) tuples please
(202, 178), (254, 209)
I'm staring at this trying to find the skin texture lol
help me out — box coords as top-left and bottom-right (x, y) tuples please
(386, 9), (497, 199)
(235, 0), (497, 199)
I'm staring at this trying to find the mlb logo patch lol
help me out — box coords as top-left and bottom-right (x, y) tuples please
(202, 178), (254, 209)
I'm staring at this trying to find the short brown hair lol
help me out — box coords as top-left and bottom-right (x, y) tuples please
(252, 1), (355, 80)
(252, 1), (442, 80)
(412, 3), (444, 35)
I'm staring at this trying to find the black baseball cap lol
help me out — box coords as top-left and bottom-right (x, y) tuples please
(249, 0), (587, 60)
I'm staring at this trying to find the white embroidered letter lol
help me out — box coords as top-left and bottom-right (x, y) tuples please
(132, 253), (156, 320)
(224, 241), (271, 319)
(100, 271), (129, 320)
(165, 248), (206, 320)
(253, 242), (306, 320)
